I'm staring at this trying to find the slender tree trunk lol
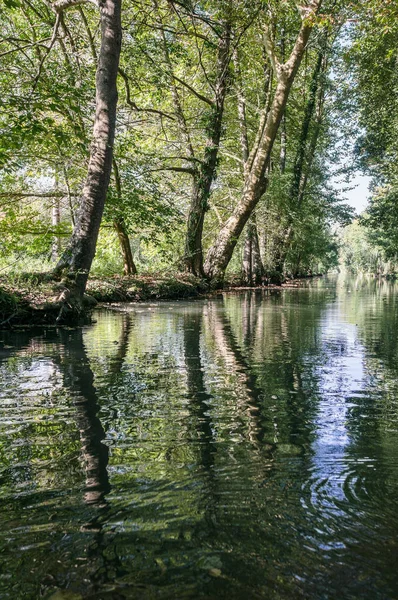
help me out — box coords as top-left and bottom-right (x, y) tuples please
(113, 218), (137, 275)
(242, 217), (264, 285)
(290, 47), (325, 203)
(297, 86), (325, 207)
(251, 219), (263, 285)
(112, 158), (137, 275)
(276, 40), (328, 272)
(204, 1), (321, 285)
(269, 109), (288, 280)
(184, 16), (232, 276)
(51, 183), (61, 261)
(242, 225), (253, 285)
(234, 49), (265, 286)
(280, 112), (287, 173)
(55, 0), (122, 309)
(242, 227), (253, 285)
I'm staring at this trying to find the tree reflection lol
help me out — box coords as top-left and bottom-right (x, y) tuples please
(204, 300), (266, 450)
(0, 323), (132, 596)
(2, 280), (398, 599)
(58, 328), (110, 507)
(183, 308), (214, 471)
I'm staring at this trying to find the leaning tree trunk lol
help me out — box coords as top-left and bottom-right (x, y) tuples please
(55, 0), (122, 310)
(204, 0), (321, 285)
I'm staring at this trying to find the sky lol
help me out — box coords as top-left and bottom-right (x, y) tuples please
(336, 173), (372, 216)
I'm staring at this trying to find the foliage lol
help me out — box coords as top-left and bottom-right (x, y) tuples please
(338, 220), (395, 275)
(343, 0), (398, 270)
(0, 0), (396, 284)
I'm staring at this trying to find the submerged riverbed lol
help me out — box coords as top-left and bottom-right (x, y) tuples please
(0, 276), (397, 599)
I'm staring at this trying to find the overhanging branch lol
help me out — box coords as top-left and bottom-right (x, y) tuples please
(52, 0), (97, 13)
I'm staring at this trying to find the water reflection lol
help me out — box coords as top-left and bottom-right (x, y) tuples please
(0, 277), (398, 598)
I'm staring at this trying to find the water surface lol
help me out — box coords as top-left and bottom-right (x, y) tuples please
(1, 276), (398, 599)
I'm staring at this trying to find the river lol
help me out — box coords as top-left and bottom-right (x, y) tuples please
(0, 275), (397, 599)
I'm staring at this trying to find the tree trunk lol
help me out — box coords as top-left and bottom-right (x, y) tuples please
(280, 113), (287, 173)
(242, 217), (264, 285)
(204, 1), (321, 285)
(55, 0), (122, 310)
(51, 194), (61, 261)
(290, 46), (325, 203)
(251, 220), (263, 285)
(184, 16), (232, 276)
(113, 218), (137, 275)
(242, 225), (253, 284)
(112, 158), (137, 275)
(277, 39), (328, 269)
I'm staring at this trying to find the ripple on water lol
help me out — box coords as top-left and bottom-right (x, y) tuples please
(1, 282), (398, 599)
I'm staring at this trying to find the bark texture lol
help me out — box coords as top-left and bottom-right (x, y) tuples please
(55, 0), (122, 309)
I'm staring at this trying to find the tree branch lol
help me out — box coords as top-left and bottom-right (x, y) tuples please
(31, 12), (61, 91)
(78, 5), (97, 60)
(149, 166), (196, 175)
(0, 38), (52, 58)
(262, 23), (281, 79)
(0, 191), (78, 198)
(171, 73), (215, 107)
(118, 67), (176, 121)
(52, 0), (96, 14)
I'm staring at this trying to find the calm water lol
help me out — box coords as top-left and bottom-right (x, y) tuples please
(1, 276), (398, 599)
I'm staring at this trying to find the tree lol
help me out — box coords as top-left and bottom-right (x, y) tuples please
(54, 0), (122, 314)
(0, 0), (366, 288)
(183, 5), (232, 276)
(346, 0), (398, 269)
(203, 0), (323, 284)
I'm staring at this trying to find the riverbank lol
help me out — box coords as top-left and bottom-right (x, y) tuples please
(0, 273), (208, 327)
(0, 272), (319, 328)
